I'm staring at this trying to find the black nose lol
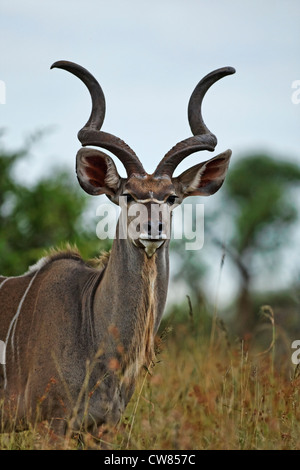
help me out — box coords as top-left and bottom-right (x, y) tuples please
(146, 221), (163, 238)
(158, 222), (163, 235)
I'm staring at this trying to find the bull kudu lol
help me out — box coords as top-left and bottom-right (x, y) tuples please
(0, 61), (235, 436)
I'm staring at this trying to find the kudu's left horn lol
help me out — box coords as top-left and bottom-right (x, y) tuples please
(154, 66), (236, 177)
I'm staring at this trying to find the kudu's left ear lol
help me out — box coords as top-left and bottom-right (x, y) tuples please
(76, 148), (121, 197)
(174, 150), (231, 198)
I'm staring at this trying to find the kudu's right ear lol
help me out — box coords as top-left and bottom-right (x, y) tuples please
(76, 148), (121, 197)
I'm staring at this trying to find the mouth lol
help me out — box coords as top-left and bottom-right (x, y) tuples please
(134, 234), (167, 258)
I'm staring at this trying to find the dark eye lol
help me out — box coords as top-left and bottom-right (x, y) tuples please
(166, 195), (177, 205)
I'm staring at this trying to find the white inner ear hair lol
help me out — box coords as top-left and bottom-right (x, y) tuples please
(104, 158), (121, 191)
(185, 164), (207, 193)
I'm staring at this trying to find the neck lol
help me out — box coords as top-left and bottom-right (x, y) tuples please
(93, 234), (169, 375)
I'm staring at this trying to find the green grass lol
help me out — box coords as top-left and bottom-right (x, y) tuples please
(1, 316), (299, 450)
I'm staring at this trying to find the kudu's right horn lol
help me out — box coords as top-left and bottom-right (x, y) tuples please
(51, 60), (146, 177)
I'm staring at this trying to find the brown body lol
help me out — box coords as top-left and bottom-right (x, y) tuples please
(0, 245), (168, 432)
(0, 61), (235, 434)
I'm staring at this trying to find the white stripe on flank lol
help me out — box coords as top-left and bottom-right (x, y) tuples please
(25, 256), (49, 274)
(0, 257), (49, 284)
(4, 269), (40, 389)
(0, 277), (16, 291)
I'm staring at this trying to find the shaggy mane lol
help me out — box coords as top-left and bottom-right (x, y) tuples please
(87, 251), (111, 270)
(47, 244), (83, 263)
(28, 243), (111, 274)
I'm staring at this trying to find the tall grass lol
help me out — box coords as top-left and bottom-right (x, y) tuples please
(117, 320), (300, 450)
(0, 308), (299, 450)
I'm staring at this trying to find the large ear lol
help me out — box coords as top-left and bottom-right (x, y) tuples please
(174, 150), (231, 197)
(76, 148), (121, 196)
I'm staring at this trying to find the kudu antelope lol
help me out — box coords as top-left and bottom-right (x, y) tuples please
(0, 61), (235, 434)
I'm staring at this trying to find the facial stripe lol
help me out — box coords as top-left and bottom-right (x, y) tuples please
(134, 198), (166, 204)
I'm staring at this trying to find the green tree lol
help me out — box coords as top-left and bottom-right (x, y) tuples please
(211, 153), (300, 335)
(0, 138), (108, 276)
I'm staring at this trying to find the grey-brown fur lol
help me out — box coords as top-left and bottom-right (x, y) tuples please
(0, 242), (168, 433)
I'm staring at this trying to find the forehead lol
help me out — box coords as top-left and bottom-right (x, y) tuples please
(125, 174), (174, 201)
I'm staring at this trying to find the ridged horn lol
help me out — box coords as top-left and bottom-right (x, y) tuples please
(154, 66), (235, 177)
(51, 60), (145, 176)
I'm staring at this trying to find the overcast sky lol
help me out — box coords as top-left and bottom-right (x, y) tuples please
(2, 1), (299, 174)
(1, 0), (300, 305)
